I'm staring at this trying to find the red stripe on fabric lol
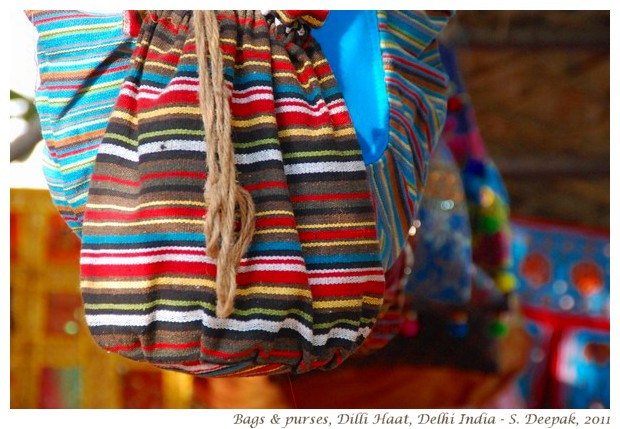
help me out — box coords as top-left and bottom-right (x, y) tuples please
(254, 217), (297, 229)
(275, 112), (330, 127)
(521, 305), (610, 331)
(90, 174), (139, 187)
(236, 49), (272, 62)
(200, 345), (302, 360)
(142, 171), (206, 181)
(233, 99), (277, 117)
(298, 228), (377, 241)
(142, 341), (202, 351)
(149, 14), (183, 35)
(105, 341), (141, 352)
(234, 16), (269, 26)
(308, 269), (384, 279)
(86, 207), (205, 221)
(81, 261), (213, 277)
(137, 90), (200, 108)
(244, 181), (287, 191)
(144, 51), (181, 64)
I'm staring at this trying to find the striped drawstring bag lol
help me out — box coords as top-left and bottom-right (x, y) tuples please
(79, 10), (386, 376)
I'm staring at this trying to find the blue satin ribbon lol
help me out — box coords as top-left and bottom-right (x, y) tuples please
(313, 10), (388, 166)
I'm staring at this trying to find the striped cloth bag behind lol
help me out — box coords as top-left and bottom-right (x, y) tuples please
(27, 10), (136, 235)
(80, 10), (385, 377)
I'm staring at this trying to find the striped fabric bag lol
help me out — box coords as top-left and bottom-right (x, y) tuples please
(27, 10), (136, 235)
(80, 10), (386, 376)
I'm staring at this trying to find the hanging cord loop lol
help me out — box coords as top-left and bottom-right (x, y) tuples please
(194, 10), (255, 318)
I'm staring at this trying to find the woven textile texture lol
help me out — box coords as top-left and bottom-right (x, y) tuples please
(27, 10), (136, 235)
(80, 10), (385, 377)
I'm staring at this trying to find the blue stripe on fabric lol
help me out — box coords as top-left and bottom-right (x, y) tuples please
(82, 232), (205, 245)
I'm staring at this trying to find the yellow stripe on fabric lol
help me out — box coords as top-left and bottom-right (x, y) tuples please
(313, 296), (382, 309)
(283, 149), (361, 159)
(229, 364), (288, 377)
(318, 74), (336, 84)
(41, 79), (126, 104)
(63, 156), (99, 176)
(254, 228), (297, 235)
(234, 61), (275, 69)
(146, 61), (183, 72)
(51, 118), (110, 137)
(277, 127), (355, 138)
(140, 129), (204, 139)
(105, 133), (138, 146)
(236, 286), (311, 298)
(272, 55), (327, 74)
(42, 40), (123, 57)
(255, 210), (295, 217)
(272, 72), (320, 89)
(301, 15), (324, 28)
(84, 300), (314, 323)
(231, 116), (277, 128)
(138, 106), (200, 119)
(301, 239), (378, 248)
(234, 138), (279, 149)
(82, 277), (212, 289)
(314, 317), (375, 330)
(51, 103), (117, 122)
(225, 40), (271, 51)
(88, 200), (205, 212)
(82, 278), (312, 299)
(111, 110), (138, 125)
(147, 43), (183, 55)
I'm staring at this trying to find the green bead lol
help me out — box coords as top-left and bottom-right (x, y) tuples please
(489, 320), (509, 337)
(479, 215), (501, 233)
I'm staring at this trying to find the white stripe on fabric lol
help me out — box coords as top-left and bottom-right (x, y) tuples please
(235, 149), (283, 165)
(283, 161), (366, 175)
(81, 255), (306, 274)
(85, 311), (372, 344)
(97, 143), (138, 162)
(232, 92), (274, 104)
(138, 139), (203, 155)
(276, 97), (326, 110)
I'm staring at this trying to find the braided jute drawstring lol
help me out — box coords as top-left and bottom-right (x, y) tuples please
(194, 10), (255, 318)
